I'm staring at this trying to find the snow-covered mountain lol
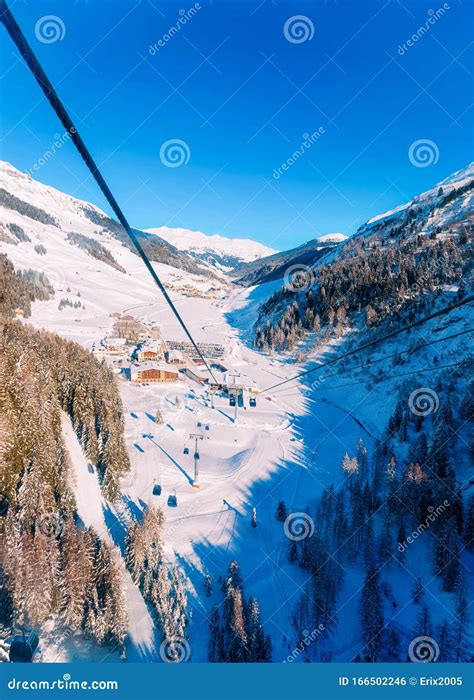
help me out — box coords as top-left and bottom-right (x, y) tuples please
(253, 162), (473, 350)
(0, 161), (223, 282)
(230, 235), (346, 287)
(316, 232), (348, 243)
(1, 158), (473, 665)
(146, 226), (277, 270)
(362, 161), (474, 232)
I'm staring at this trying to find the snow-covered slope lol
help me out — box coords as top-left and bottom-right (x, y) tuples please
(0, 161), (220, 281)
(364, 162), (474, 231)
(316, 232), (348, 243)
(146, 225), (277, 270)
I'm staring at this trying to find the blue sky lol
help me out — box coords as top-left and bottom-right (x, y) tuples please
(0, 0), (473, 250)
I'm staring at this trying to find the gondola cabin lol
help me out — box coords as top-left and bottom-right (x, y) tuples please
(9, 630), (39, 663)
(167, 490), (177, 507)
(152, 483), (162, 496)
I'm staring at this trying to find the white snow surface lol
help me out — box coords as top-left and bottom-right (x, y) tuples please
(1, 161), (472, 662)
(146, 226), (277, 265)
(366, 162), (474, 227)
(316, 232), (348, 243)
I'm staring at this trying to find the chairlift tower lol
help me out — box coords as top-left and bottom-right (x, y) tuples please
(228, 372), (241, 423)
(189, 433), (204, 488)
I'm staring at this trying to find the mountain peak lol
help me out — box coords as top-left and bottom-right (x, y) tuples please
(146, 226), (277, 270)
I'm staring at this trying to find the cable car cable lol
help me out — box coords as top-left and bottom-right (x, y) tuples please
(0, 0), (218, 383)
(309, 358), (471, 393)
(270, 326), (474, 396)
(261, 294), (474, 394)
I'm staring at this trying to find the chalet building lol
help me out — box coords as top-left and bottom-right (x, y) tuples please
(104, 337), (127, 355)
(131, 365), (179, 384)
(137, 341), (164, 362)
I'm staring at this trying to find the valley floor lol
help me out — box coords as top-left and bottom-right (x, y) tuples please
(19, 261), (474, 664)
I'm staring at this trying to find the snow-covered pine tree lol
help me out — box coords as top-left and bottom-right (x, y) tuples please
(359, 566), (384, 662)
(208, 605), (225, 662)
(275, 500), (288, 522)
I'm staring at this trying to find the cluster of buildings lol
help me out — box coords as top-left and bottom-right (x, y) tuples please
(166, 340), (225, 361)
(92, 316), (226, 387)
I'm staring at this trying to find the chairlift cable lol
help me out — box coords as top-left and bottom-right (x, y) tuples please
(309, 358), (471, 392)
(0, 0), (218, 383)
(270, 326), (474, 396)
(261, 294), (474, 394)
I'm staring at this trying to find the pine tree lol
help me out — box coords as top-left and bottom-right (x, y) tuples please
(204, 573), (213, 597)
(385, 626), (401, 661)
(208, 605), (225, 662)
(356, 438), (368, 483)
(436, 620), (453, 662)
(288, 540), (298, 563)
(251, 508), (257, 528)
(359, 566), (384, 662)
(411, 577), (424, 605)
(275, 500), (288, 522)
(342, 453), (358, 486)
(413, 604), (432, 638)
(453, 580), (470, 662)
(463, 495), (474, 552)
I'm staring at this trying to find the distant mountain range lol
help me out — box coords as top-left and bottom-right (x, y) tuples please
(146, 226), (277, 271)
(230, 235), (348, 287)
